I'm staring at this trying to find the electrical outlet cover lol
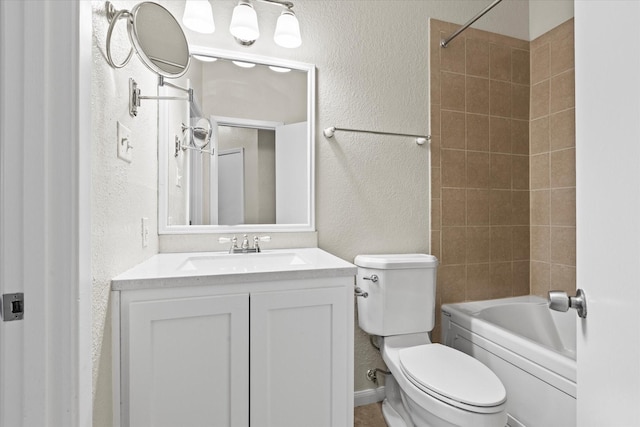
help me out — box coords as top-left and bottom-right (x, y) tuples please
(117, 121), (132, 163)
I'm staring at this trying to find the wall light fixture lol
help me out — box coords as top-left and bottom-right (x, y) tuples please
(183, 0), (302, 48)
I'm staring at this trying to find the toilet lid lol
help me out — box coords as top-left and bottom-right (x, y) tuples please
(398, 344), (506, 409)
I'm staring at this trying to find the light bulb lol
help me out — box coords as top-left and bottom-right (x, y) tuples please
(229, 1), (259, 42)
(269, 66), (291, 73)
(182, 0), (215, 34)
(274, 9), (301, 48)
(232, 60), (256, 68)
(192, 54), (218, 62)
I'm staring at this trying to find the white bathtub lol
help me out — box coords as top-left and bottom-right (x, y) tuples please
(441, 295), (576, 427)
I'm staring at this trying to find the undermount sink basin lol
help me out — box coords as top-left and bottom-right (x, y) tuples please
(177, 252), (308, 273)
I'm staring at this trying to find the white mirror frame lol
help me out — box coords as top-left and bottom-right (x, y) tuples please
(158, 46), (316, 234)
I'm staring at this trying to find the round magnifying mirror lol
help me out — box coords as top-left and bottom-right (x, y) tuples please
(128, 2), (191, 78)
(192, 118), (212, 149)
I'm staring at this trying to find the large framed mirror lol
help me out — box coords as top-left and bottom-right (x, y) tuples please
(158, 47), (315, 234)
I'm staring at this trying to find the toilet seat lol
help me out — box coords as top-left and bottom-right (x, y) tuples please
(398, 344), (506, 414)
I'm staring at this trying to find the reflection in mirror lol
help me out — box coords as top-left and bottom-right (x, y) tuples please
(158, 49), (315, 234)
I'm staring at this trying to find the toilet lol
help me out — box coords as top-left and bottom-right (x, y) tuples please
(355, 254), (507, 427)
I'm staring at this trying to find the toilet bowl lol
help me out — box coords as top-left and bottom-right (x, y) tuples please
(381, 334), (506, 427)
(354, 254), (507, 427)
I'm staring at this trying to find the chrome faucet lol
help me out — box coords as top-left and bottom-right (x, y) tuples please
(219, 234), (271, 254)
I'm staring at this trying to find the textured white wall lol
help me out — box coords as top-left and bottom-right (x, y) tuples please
(92, 1), (532, 425)
(91, 1), (160, 424)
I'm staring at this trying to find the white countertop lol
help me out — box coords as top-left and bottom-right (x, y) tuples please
(111, 248), (357, 291)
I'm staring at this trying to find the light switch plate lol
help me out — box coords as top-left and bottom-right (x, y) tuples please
(141, 217), (149, 247)
(117, 121), (132, 163)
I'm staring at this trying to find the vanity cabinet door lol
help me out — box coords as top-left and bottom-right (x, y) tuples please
(125, 293), (249, 427)
(250, 287), (350, 427)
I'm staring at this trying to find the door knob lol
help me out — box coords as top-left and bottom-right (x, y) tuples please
(548, 289), (587, 318)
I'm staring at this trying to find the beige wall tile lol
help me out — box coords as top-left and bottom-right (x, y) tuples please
(511, 119), (529, 155)
(530, 189), (550, 226)
(512, 190), (530, 225)
(512, 48), (530, 85)
(441, 227), (467, 265)
(431, 230), (441, 260)
(439, 264), (467, 303)
(467, 189), (490, 225)
(431, 107), (441, 137)
(441, 188), (466, 226)
(441, 110), (466, 149)
(512, 155), (529, 190)
(466, 263), (490, 301)
(467, 227), (491, 263)
(531, 225), (550, 262)
(550, 188), (576, 226)
(550, 264), (576, 293)
(550, 70), (575, 113)
(431, 64), (441, 106)
(531, 43), (550, 84)
(466, 77), (491, 114)
(491, 153), (512, 189)
(440, 32), (466, 74)
(441, 149), (466, 187)
(491, 226), (513, 262)
(512, 226), (530, 261)
(512, 84), (530, 120)
(550, 108), (576, 151)
(530, 261), (550, 296)
(530, 80), (550, 119)
(490, 80), (512, 117)
(466, 38), (490, 78)
(512, 261), (531, 295)
(430, 135), (441, 167)
(550, 148), (576, 188)
(467, 114), (490, 152)
(431, 197), (441, 231)
(550, 25), (574, 76)
(490, 116), (511, 153)
(490, 44), (511, 81)
(467, 152), (490, 189)
(488, 262), (513, 298)
(530, 153), (550, 190)
(530, 117), (550, 155)
(431, 167), (441, 199)
(441, 72), (465, 112)
(550, 226), (576, 266)
(490, 189), (512, 225)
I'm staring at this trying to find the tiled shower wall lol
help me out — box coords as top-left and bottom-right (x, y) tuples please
(430, 19), (531, 339)
(529, 19), (576, 296)
(430, 19), (576, 339)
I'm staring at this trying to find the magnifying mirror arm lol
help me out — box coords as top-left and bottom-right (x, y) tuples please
(129, 78), (194, 117)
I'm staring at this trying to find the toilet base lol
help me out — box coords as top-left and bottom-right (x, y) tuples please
(381, 375), (412, 427)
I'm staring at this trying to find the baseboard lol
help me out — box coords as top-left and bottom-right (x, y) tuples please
(354, 386), (386, 407)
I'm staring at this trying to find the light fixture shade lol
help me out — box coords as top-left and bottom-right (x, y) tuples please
(229, 2), (260, 42)
(182, 0), (215, 34)
(274, 9), (301, 48)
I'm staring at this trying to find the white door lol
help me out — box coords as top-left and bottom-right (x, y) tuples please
(218, 148), (245, 225)
(250, 287), (351, 427)
(575, 1), (640, 425)
(0, 2), (91, 426)
(125, 293), (249, 427)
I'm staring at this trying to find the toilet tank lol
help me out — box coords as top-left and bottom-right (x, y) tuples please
(355, 254), (438, 336)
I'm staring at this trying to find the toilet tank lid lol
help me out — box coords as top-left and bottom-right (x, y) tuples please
(354, 254), (438, 269)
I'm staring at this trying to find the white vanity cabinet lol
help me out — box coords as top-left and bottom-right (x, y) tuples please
(111, 249), (356, 427)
